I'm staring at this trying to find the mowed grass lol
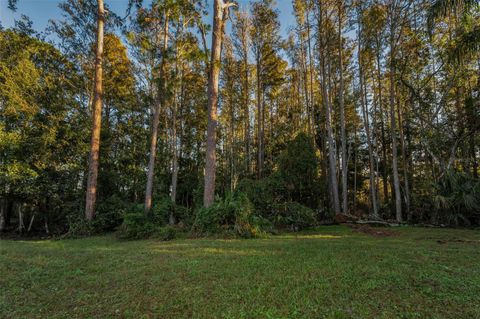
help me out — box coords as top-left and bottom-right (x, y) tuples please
(1, 226), (480, 319)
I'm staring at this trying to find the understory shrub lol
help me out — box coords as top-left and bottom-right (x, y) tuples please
(152, 196), (192, 226)
(65, 196), (132, 237)
(116, 206), (177, 240)
(192, 193), (262, 238)
(272, 201), (318, 230)
(432, 170), (480, 226)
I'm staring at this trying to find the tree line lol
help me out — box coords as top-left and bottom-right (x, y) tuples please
(1, 0), (479, 236)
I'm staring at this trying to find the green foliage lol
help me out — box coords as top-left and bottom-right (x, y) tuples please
(151, 196), (192, 226)
(116, 209), (156, 240)
(432, 170), (480, 225)
(156, 225), (177, 241)
(192, 193), (262, 238)
(237, 173), (286, 219)
(278, 132), (319, 207)
(272, 202), (318, 230)
(116, 207), (177, 241)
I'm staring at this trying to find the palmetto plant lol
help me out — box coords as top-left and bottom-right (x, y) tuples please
(433, 170), (480, 225)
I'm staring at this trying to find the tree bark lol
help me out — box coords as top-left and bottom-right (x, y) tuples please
(145, 11), (169, 213)
(338, 1), (348, 214)
(318, 0), (340, 215)
(84, 0), (105, 221)
(203, 0), (231, 207)
(359, 29), (379, 219)
(0, 199), (5, 232)
(375, 49), (389, 204)
(397, 94), (410, 219)
(389, 30), (402, 222)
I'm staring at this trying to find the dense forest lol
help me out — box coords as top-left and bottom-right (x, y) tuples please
(1, 0), (479, 238)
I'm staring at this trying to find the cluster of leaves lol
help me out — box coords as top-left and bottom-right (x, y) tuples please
(192, 193), (263, 238)
(432, 170), (480, 226)
(236, 133), (320, 230)
(116, 211), (177, 241)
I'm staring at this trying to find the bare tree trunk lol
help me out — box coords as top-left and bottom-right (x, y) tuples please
(0, 200), (5, 232)
(204, 0), (233, 207)
(359, 30), (379, 219)
(375, 50), (389, 204)
(145, 11), (170, 213)
(243, 46), (251, 175)
(27, 213), (35, 232)
(256, 57), (264, 179)
(389, 31), (402, 222)
(300, 32), (311, 135)
(318, 0), (340, 215)
(306, 7), (315, 141)
(170, 87), (178, 225)
(17, 204), (25, 233)
(397, 95), (410, 219)
(338, 1), (348, 214)
(353, 125), (358, 213)
(84, 0), (105, 221)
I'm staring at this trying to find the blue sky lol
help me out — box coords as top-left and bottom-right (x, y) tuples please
(0, 0), (296, 38)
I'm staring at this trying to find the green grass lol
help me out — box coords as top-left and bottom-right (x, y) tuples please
(1, 226), (480, 319)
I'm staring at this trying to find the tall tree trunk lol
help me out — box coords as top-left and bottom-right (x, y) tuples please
(359, 37), (379, 218)
(389, 31), (402, 222)
(17, 204), (25, 233)
(375, 49), (389, 204)
(338, 1), (348, 214)
(84, 0), (105, 221)
(318, 0), (340, 215)
(397, 94), (410, 219)
(306, 7), (315, 141)
(243, 48), (251, 175)
(169, 83), (179, 225)
(256, 56), (264, 179)
(204, 0), (232, 207)
(145, 11), (170, 213)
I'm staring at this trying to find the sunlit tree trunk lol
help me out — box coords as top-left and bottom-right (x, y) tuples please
(85, 0), (104, 221)
(204, 0), (233, 207)
(359, 38), (379, 219)
(318, 0), (340, 215)
(256, 55), (264, 179)
(145, 11), (170, 213)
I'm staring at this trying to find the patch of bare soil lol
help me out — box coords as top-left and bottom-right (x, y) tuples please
(348, 224), (399, 237)
(436, 238), (480, 244)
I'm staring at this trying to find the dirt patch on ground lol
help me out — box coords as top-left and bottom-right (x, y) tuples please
(348, 224), (399, 237)
(436, 238), (480, 244)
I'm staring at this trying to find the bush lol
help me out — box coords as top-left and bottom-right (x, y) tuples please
(64, 217), (98, 238)
(94, 195), (130, 231)
(116, 208), (156, 240)
(151, 196), (193, 226)
(237, 173), (286, 219)
(64, 196), (132, 238)
(432, 170), (480, 226)
(116, 205), (179, 240)
(155, 225), (177, 241)
(272, 201), (318, 230)
(278, 132), (319, 207)
(192, 193), (262, 238)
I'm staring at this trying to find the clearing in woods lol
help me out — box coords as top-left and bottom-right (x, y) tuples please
(1, 226), (480, 318)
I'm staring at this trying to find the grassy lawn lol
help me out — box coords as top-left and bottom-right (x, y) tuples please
(1, 226), (480, 319)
